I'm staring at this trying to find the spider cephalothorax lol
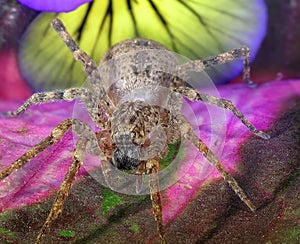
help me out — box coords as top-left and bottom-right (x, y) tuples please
(0, 18), (270, 244)
(100, 38), (179, 106)
(110, 100), (174, 171)
(111, 101), (145, 170)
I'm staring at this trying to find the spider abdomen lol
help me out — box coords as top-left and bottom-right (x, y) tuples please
(98, 38), (179, 106)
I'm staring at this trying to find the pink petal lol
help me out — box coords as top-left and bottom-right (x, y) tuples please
(163, 80), (300, 223)
(0, 101), (85, 210)
(0, 80), (300, 225)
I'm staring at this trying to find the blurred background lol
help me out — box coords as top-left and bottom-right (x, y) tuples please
(251, 0), (300, 81)
(1, 0), (300, 100)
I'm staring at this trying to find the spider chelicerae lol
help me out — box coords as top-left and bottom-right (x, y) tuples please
(0, 18), (269, 244)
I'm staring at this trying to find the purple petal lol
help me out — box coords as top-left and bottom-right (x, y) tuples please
(0, 101), (87, 210)
(17, 0), (92, 12)
(163, 80), (300, 223)
(1, 80), (300, 227)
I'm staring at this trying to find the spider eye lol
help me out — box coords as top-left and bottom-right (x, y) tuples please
(113, 131), (119, 138)
(130, 131), (136, 139)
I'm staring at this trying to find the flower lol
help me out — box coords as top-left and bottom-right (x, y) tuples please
(18, 0), (267, 91)
(18, 0), (92, 12)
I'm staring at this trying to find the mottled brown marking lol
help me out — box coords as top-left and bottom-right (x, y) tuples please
(0, 18), (270, 244)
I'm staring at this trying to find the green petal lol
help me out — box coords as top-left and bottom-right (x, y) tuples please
(19, 0), (267, 91)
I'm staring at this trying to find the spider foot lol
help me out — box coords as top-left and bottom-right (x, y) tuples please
(246, 79), (257, 88)
(255, 130), (271, 140)
(0, 111), (8, 117)
(0, 111), (17, 117)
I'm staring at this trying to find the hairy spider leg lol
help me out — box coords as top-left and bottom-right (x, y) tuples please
(96, 152), (117, 190)
(176, 46), (254, 87)
(134, 159), (166, 244)
(172, 86), (270, 140)
(98, 148), (166, 243)
(51, 18), (114, 115)
(0, 119), (100, 244)
(138, 131), (168, 242)
(85, 128), (167, 243)
(179, 116), (256, 211)
(0, 88), (108, 129)
(148, 158), (166, 244)
(0, 119), (73, 180)
(35, 138), (85, 244)
(51, 18), (96, 76)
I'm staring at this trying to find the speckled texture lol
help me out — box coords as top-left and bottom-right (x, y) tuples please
(165, 95), (300, 244)
(0, 80), (300, 243)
